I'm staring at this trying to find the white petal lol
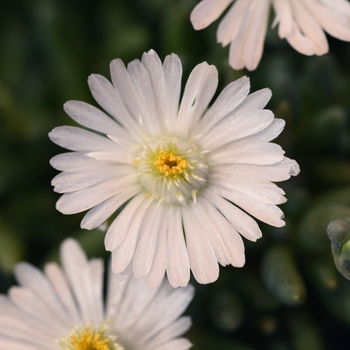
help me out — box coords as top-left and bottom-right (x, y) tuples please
(8, 287), (63, 335)
(285, 23), (316, 56)
(227, 0), (269, 70)
(217, 0), (251, 46)
(242, 0), (270, 71)
(87, 259), (105, 323)
(127, 57), (163, 137)
(211, 142), (285, 166)
(218, 118), (285, 151)
(163, 53), (182, 131)
(105, 264), (129, 318)
(81, 187), (139, 230)
(193, 197), (246, 267)
(187, 205), (230, 267)
(49, 126), (119, 153)
(56, 177), (132, 215)
(227, 88), (272, 119)
(52, 165), (131, 193)
(214, 157), (300, 182)
(88, 73), (141, 138)
(227, 20), (247, 70)
(305, 0), (350, 41)
(111, 278), (155, 334)
(166, 206), (190, 288)
(177, 62), (218, 138)
(195, 76), (250, 136)
(112, 261), (133, 281)
(105, 193), (146, 252)
(146, 213), (169, 289)
(50, 152), (111, 171)
(85, 150), (130, 164)
(182, 209), (219, 284)
(111, 199), (154, 274)
(145, 317), (192, 350)
(14, 263), (68, 328)
(141, 50), (173, 133)
(0, 295), (57, 337)
(0, 314), (54, 347)
(44, 262), (81, 324)
(202, 109), (274, 150)
(60, 239), (104, 324)
(272, 0), (294, 38)
(289, 0), (328, 55)
(63, 100), (127, 138)
(215, 187), (285, 227)
(153, 338), (192, 350)
(129, 282), (194, 347)
(133, 203), (163, 279)
(190, 0), (233, 30)
(212, 175), (286, 205)
(320, 0), (350, 17)
(0, 338), (45, 350)
(204, 190), (262, 242)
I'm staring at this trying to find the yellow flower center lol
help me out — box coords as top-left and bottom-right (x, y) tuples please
(70, 330), (109, 350)
(59, 323), (124, 350)
(154, 150), (189, 178)
(135, 137), (209, 205)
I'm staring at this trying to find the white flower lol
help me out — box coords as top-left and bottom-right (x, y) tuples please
(49, 50), (300, 288)
(0, 238), (194, 350)
(190, 0), (350, 71)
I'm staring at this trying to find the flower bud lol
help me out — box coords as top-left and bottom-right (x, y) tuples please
(327, 218), (350, 281)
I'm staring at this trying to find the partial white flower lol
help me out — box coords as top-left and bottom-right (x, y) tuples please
(49, 50), (300, 288)
(190, 0), (350, 70)
(0, 238), (194, 350)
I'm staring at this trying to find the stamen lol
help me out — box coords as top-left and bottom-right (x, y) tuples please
(192, 173), (207, 182)
(107, 135), (133, 148)
(137, 137), (209, 206)
(58, 322), (123, 350)
(189, 134), (203, 143)
(176, 191), (187, 206)
(157, 194), (168, 206)
(191, 190), (197, 204)
(154, 150), (189, 178)
(138, 114), (143, 127)
(145, 192), (159, 208)
(199, 150), (211, 156)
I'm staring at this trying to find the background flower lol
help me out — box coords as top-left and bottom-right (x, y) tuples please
(0, 238), (194, 350)
(49, 50), (299, 288)
(190, 0), (350, 70)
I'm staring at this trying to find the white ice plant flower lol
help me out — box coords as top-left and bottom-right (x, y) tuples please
(49, 50), (300, 288)
(0, 238), (194, 350)
(190, 0), (350, 71)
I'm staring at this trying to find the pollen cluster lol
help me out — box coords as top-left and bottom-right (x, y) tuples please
(59, 323), (123, 350)
(70, 330), (109, 350)
(135, 137), (209, 206)
(154, 150), (189, 178)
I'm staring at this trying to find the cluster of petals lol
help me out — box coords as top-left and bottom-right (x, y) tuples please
(0, 238), (194, 350)
(190, 0), (350, 70)
(49, 50), (300, 289)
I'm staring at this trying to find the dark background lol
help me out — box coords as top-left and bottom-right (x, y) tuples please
(1, 1), (350, 349)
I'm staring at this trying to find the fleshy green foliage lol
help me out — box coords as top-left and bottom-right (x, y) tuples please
(328, 219), (350, 281)
(1, 0), (350, 349)
(261, 246), (306, 306)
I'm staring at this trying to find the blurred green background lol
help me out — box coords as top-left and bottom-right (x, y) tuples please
(1, 0), (350, 349)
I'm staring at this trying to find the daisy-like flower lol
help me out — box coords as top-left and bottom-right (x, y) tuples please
(190, 0), (350, 70)
(49, 50), (299, 288)
(0, 238), (194, 350)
